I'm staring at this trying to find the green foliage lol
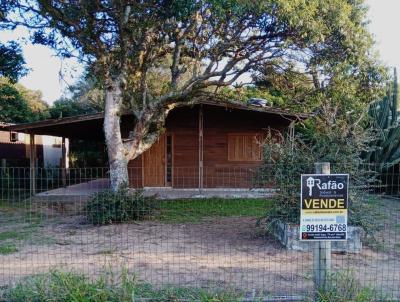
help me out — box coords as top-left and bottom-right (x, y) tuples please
(14, 82), (49, 120)
(0, 242), (17, 255)
(49, 98), (99, 118)
(3, 270), (136, 302)
(134, 284), (240, 302)
(252, 1), (387, 115)
(0, 78), (49, 123)
(2, 270), (241, 302)
(0, 80), (33, 123)
(158, 198), (272, 223)
(4, 0), (387, 193)
(0, 42), (27, 83)
(0, 230), (23, 241)
(84, 188), (156, 225)
(47, 75), (106, 167)
(253, 62), (316, 111)
(218, 86), (287, 108)
(258, 112), (383, 236)
(4, 0), (385, 112)
(68, 140), (108, 167)
(315, 270), (378, 302)
(257, 130), (313, 225)
(49, 75), (103, 118)
(365, 69), (400, 169)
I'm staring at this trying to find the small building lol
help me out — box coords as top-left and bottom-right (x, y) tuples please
(6, 100), (307, 195)
(0, 122), (67, 168)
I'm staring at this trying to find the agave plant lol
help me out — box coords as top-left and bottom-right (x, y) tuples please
(366, 68), (400, 169)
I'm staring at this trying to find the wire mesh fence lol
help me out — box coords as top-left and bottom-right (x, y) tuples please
(0, 164), (399, 301)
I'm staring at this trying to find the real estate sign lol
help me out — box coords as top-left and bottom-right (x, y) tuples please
(300, 174), (349, 241)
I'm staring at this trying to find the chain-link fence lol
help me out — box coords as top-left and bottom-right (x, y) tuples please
(0, 164), (399, 301)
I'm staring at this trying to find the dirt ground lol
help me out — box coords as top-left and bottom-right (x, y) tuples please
(0, 199), (399, 299)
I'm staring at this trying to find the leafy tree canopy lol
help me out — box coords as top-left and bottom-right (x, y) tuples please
(2, 0), (385, 112)
(50, 97), (99, 119)
(49, 74), (103, 118)
(0, 42), (28, 83)
(14, 82), (49, 119)
(0, 77), (49, 123)
(0, 79), (33, 123)
(1, 0), (388, 190)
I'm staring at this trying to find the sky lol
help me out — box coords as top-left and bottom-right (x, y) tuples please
(0, 0), (399, 105)
(0, 27), (83, 104)
(367, 0), (400, 73)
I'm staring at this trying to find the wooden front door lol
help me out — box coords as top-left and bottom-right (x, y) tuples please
(143, 134), (166, 187)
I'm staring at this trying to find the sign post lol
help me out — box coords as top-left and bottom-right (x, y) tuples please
(300, 162), (349, 291)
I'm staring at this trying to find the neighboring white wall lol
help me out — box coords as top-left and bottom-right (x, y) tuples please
(42, 136), (69, 168)
(17, 133), (25, 142)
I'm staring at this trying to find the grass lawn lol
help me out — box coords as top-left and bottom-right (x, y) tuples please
(0, 243), (18, 255)
(0, 197), (274, 253)
(1, 270), (241, 302)
(0, 201), (55, 254)
(156, 198), (273, 223)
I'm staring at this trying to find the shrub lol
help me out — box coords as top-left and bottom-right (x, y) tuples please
(84, 187), (156, 225)
(256, 130), (314, 225)
(258, 114), (383, 237)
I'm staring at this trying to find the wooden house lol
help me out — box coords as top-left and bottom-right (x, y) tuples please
(6, 100), (308, 190)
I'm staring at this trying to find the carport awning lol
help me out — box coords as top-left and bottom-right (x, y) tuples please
(6, 113), (135, 141)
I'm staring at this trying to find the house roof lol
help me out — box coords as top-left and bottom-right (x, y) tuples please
(0, 122), (12, 129)
(200, 99), (310, 119)
(6, 112), (108, 140)
(5, 100), (310, 140)
(6, 113), (104, 133)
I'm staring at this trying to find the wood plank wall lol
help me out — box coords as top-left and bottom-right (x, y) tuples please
(128, 104), (290, 188)
(202, 105), (287, 188)
(128, 106), (199, 188)
(168, 107), (199, 188)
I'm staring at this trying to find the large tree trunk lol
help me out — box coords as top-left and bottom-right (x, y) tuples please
(104, 79), (177, 191)
(125, 106), (171, 161)
(104, 80), (129, 192)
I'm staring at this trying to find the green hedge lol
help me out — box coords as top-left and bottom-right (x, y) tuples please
(84, 188), (156, 225)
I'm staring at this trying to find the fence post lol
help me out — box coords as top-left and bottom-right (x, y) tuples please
(1, 159), (5, 193)
(61, 137), (67, 187)
(29, 133), (36, 195)
(313, 162), (331, 291)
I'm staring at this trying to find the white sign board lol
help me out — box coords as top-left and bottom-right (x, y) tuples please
(300, 174), (349, 241)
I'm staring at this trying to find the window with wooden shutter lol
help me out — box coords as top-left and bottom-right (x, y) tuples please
(228, 133), (262, 161)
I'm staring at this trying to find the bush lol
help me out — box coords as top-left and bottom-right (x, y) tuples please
(258, 115), (383, 237)
(84, 187), (156, 225)
(257, 130), (314, 225)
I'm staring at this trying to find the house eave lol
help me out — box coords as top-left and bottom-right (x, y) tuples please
(5, 100), (310, 139)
